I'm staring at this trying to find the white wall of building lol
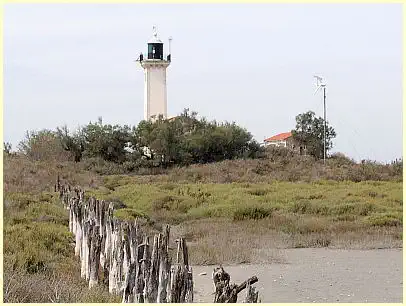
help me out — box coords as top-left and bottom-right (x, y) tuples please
(265, 140), (287, 147)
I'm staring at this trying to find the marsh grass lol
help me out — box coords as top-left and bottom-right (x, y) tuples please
(88, 179), (402, 264)
(92, 179), (402, 222)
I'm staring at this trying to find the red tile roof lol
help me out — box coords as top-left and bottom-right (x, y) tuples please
(264, 132), (292, 142)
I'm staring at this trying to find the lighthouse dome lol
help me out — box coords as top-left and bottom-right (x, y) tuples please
(148, 35), (162, 44)
(147, 26), (164, 60)
(147, 26), (163, 44)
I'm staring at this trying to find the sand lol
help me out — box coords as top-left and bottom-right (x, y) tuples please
(192, 248), (403, 303)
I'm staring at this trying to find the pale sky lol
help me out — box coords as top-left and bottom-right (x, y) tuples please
(4, 4), (403, 163)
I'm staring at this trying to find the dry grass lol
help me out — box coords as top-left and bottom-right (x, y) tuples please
(3, 260), (120, 303)
(3, 154), (101, 193)
(163, 156), (402, 184)
(42, 146), (402, 185)
(2, 152), (403, 302)
(172, 219), (284, 265)
(172, 217), (402, 265)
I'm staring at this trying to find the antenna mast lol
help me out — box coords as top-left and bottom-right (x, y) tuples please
(168, 36), (173, 55)
(314, 75), (327, 165)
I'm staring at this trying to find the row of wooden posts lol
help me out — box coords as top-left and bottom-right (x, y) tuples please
(55, 177), (193, 303)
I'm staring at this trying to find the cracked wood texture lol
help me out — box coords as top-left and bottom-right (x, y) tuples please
(57, 178), (193, 303)
(212, 266), (259, 303)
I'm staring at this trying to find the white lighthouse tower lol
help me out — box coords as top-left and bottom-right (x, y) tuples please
(137, 26), (171, 121)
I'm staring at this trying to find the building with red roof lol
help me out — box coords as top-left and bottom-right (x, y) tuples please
(264, 132), (293, 148)
(263, 131), (308, 155)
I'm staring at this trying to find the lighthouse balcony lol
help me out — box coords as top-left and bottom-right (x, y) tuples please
(137, 53), (171, 62)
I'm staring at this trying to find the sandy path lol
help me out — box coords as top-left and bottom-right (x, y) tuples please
(192, 248), (403, 303)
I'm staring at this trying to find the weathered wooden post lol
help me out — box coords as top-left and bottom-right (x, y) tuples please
(54, 174), (61, 192)
(80, 220), (89, 279)
(89, 225), (102, 288)
(124, 223), (133, 282)
(74, 201), (83, 257)
(68, 198), (73, 233)
(72, 198), (77, 236)
(103, 204), (114, 274)
(141, 236), (151, 302)
(213, 266), (259, 303)
(245, 280), (259, 303)
(109, 218), (122, 294)
(146, 234), (160, 302)
(122, 262), (137, 302)
(157, 225), (170, 303)
(185, 266), (194, 303)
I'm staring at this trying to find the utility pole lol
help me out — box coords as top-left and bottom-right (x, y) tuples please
(314, 75), (327, 165)
(323, 86), (326, 164)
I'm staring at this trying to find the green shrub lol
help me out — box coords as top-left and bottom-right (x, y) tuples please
(114, 208), (149, 221)
(308, 194), (324, 200)
(357, 202), (376, 216)
(152, 195), (196, 213)
(247, 188), (268, 196)
(233, 206), (272, 221)
(152, 195), (179, 211)
(160, 183), (177, 190)
(329, 152), (356, 166)
(291, 200), (311, 214)
(17, 129), (73, 162)
(81, 157), (127, 175)
(331, 203), (356, 215)
(5, 192), (40, 210)
(4, 222), (72, 274)
(103, 175), (133, 190)
(366, 212), (402, 227)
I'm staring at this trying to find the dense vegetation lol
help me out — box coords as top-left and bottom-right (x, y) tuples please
(9, 108), (402, 180)
(3, 110), (402, 302)
(15, 109), (262, 171)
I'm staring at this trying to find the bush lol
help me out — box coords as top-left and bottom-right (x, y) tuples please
(18, 130), (73, 162)
(114, 209), (149, 221)
(233, 206), (272, 221)
(264, 146), (295, 161)
(80, 157), (127, 175)
(152, 195), (196, 213)
(366, 212), (402, 227)
(247, 188), (268, 196)
(329, 152), (356, 166)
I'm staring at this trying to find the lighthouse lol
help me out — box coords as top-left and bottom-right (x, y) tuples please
(137, 26), (171, 121)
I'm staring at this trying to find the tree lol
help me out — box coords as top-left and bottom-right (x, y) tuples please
(17, 129), (72, 161)
(3, 142), (12, 155)
(55, 125), (85, 162)
(81, 118), (131, 163)
(15, 110), (262, 168)
(132, 109), (262, 167)
(291, 111), (336, 159)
